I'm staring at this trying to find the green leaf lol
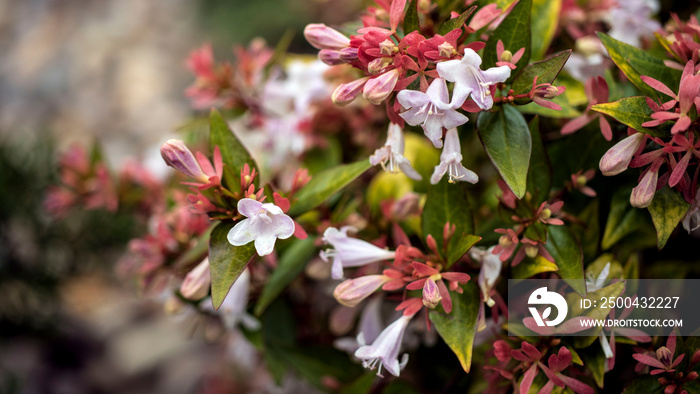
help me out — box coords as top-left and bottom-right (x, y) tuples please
(647, 187), (690, 249)
(597, 32), (676, 100)
(545, 225), (585, 295)
(429, 283), (480, 372)
(602, 188), (648, 250)
(340, 373), (376, 394)
(512, 256), (558, 279)
(447, 233), (482, 267)
(254, 237), (317, 316)
(172, 224), (214, 269)
(591, 96), (670, 138)
(620, 375), (665, 393)
(209, 108), (259, 176)
(530, 0), (562, 60)
(477, 105), (532, 198)
(580, 347), (606, 388)
(287, 160), (371, 216)
(422, 177), (474, 253)
(483, 0), (531, 73)
(403, 0), (420, 34)
(572, 200), (600, 261)
(526, 116), (552, 204)
(512, 50), (571, 95)
(439, 6), (474, 35)
(209, 221), (256, 310)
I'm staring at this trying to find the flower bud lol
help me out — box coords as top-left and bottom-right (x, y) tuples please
(333, 275), (390, 307)
(319, 49), (345, 65)
(438, 42), (455, 58)
(161, 139), (208, 182)
(599, 133), (644, 176)
(304, 23), (351, 50)
(630, 169), (658, 208)
(422, 277), (442, 309)
(656, 346), (673, 367)
(500, 49), (513, 63)
(339, 47), (359, 62)
(363, 69), (400, 105)
(180, 259), (211, 300)
(379, 39), (398, 56)
(368, 58), (391, 74)
(493, 340), (512, 362)
(332, 77), (369, 106)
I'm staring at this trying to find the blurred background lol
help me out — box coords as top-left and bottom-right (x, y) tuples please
(0, 0), (360, 392)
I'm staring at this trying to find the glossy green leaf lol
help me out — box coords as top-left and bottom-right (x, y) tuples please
(619, 375), (665, 393)
(512, 256), (558, 279)
(597, 32), (677, 100)
(287, 160), (371, 216)
(403, 0), (420, 34)
(429, 283), (480, 372)
(254, 237), (317, 316)
(602, 188), (648, 250)
(447, 233), (482, 267)
(581, 348), (606, 388)
(209, 108), (259, 176)
(439, 6), (475, 35)
(477, 105), (532, 198)
(483, 0), (531, 72)
(592, 96), (670, 138)
(575, 200), (600, 261)
(647, 187), (690, 249)
(512, 50), (571, 95)
(209, 221), (256, 310)
(422, 177), (474, 253)
(530, 0), (562, 60)
(526, 116), (552, 204)
(545, 225), (586, 295)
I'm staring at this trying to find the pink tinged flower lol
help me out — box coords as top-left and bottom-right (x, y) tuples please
(422, 277), (443, 309)
(332, 77), (369, 106)
(633, 333), (685, 375)
(161, 139), (208, 182)
(495, 40), (525, 69)
(396, 78), (469, 148)
(493, 340), (512, 362)
(436, 48), (511, 110)
(430, 128), (479, 185)
(363, 69), (400, 105)
(528, 76), (566, 110)
(641, 61), (700, 134)
(304, 24), (350, 50)
(682, 188), (700, 232)
(599, 132), (646, 176)
(355, 314), (412, 377)
(180, 258), (211, 300)
(320, 227), (396, 280)
(370, 123), (422, 180)
(471, 246), (502, 307)
(630, 168), (659, 208)
(468, 3), (501, 31)
(227, 198), (295, 256)
(333, 275), (392, 307)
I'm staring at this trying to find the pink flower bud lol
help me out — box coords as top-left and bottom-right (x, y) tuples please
(630, 169), (658, 208)
(161, 139), (208, 182)
(367, 58), (390, 74)
(319, 49), (345, 65)
(304, 23), (350, 50)
(180, 259), (211, 300)
(339, 47), (359, 62)
(599, 133), (645, 176)
(379, 39), (397, 56)
(422, 277), (442, 309)
(332, 77), (369, 106)
(493, 340), (512, 362)
(363, 69), (400, 105)
(333, 275), (391, 307)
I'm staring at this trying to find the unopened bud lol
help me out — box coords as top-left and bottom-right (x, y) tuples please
(656, 346), (673, 367)
(333, 275), (390, 307)
(540, 208), (552, 219)
(422, 277), (443, 309)
(438, 42), (455, 58)
(180, 259), (211, 300)
(379, 39), (398, 56)
(332, 77), (369, 106)
(304, 23), (350, 50)
(630, 169), (658, 208)
(367, 57), (390, 74)
(599, 133), (645, 176)
(338, 47), (359, 62)
(576, 175), (588, 187)
(500, 49), (513, 63)
(499, 235), (512, 247)
(319, 49), (345, 65)
(525, 245), (539, 259)
(538, 85), (562, 99)
(418, 0), (431, 13)
(161, 139), (207, 182)
(362, 69), (400, 105)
